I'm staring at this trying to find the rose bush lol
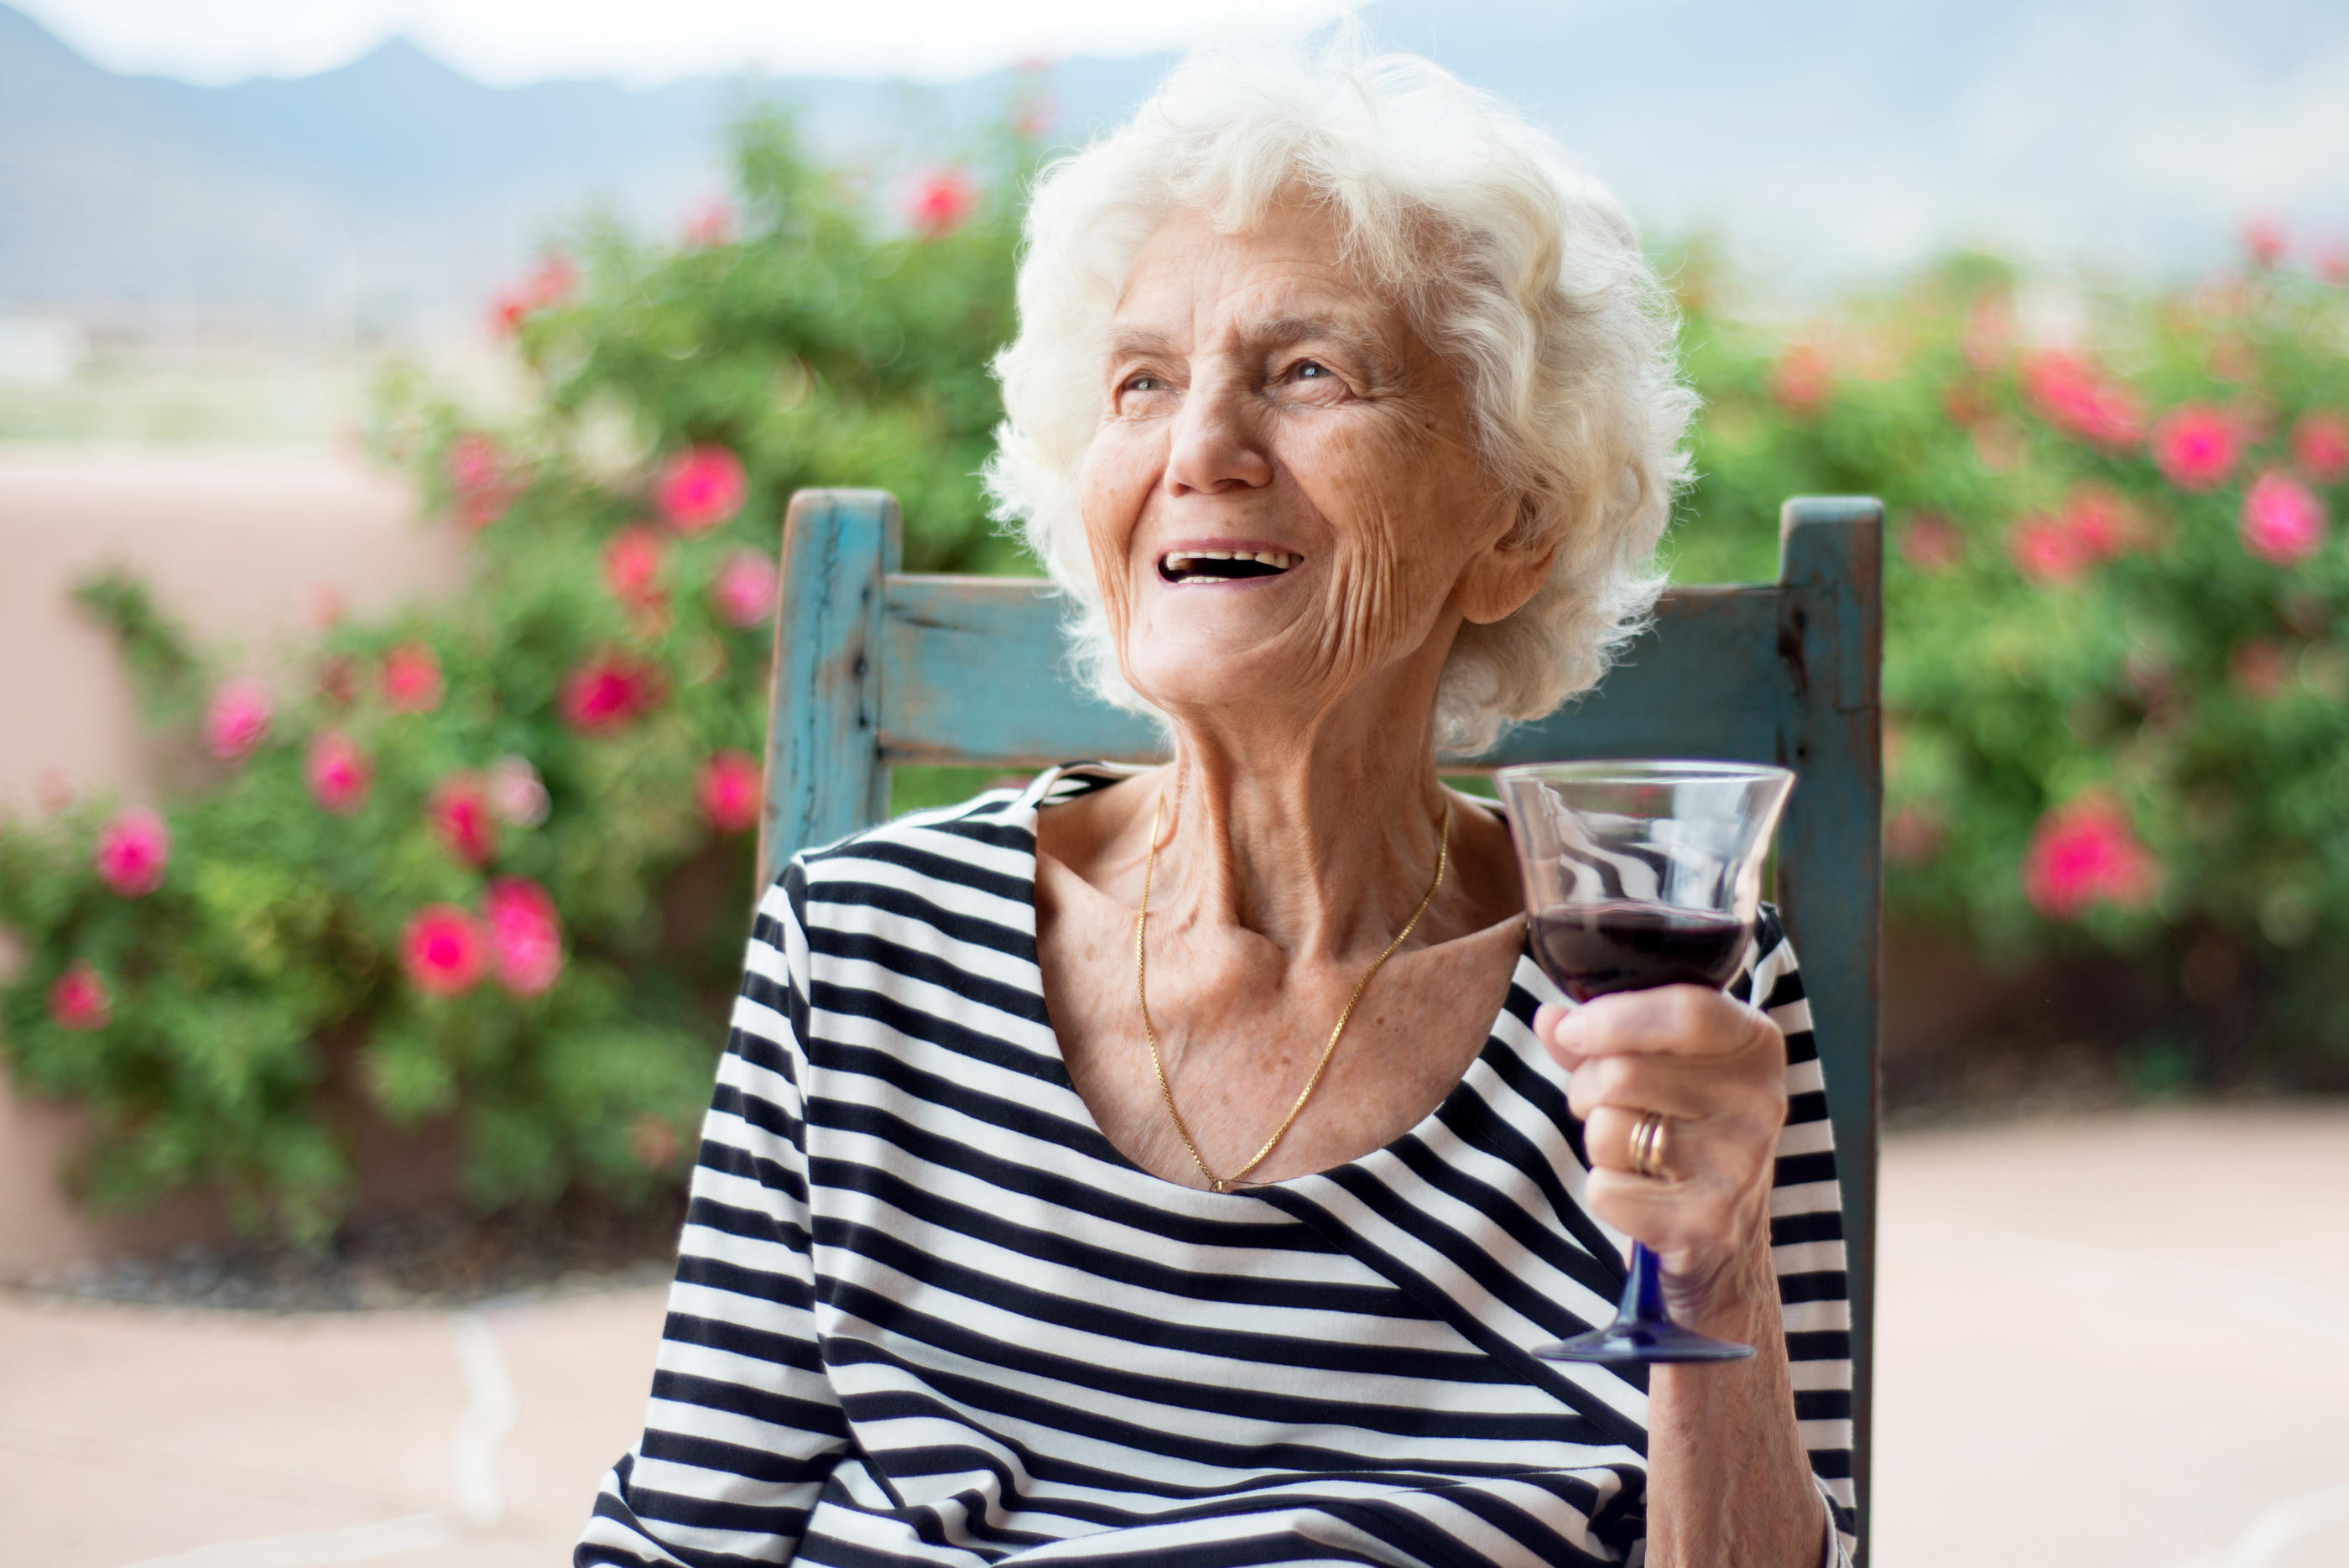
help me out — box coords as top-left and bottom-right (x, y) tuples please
(3, 104), (2342, 1238)
(0, 107), (1037, 1236)
(1669, 238), (2349, 1086)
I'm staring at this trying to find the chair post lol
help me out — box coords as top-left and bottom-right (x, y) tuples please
(758, 489), (901, 892)
(1775, 496), (1883, 1562)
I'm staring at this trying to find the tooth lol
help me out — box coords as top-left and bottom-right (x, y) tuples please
(1166, 555), (1192, 571)
(1199, 550), (1231, 560)
(1255, 551), (1285, 566)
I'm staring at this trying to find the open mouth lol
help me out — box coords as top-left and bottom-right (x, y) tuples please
(1158, 550), (1300, 585)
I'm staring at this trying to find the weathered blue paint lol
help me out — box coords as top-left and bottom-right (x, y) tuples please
(763, 487), (1883, 1557)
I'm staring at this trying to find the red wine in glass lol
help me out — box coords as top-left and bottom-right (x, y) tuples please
(1529, 902), (1754, 1003)
(1497, 760), (1794, 1366)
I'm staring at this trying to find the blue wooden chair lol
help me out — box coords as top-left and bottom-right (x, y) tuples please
(758, 487), (1883, 1555)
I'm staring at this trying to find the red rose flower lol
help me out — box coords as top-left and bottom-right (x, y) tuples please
(402, 905), (488, 997)
(305, 731), (372, 815)
(485, 877), (563, 998)
(1768, 344), (1831, 414)
(2150, 405), (2239, 492)
(603, 526), (667, 607)
(2023, 794), (2156, 920)
(382, 643), (444, 712)
(699, 750), (763, 835)
(907, 169), (977, 237)
(2240, 471), (2326, 564)
(654, 445), (747, 534)
(2290, 411), (2349, 485)
(560, 652), (660, 732)
(710, 549), (779, 628)
(49, 961), (111, 1030)
(93, 806), (169, 897)
(427, 774), (497, 866)
(2060, 485), (2137, 562)
(202, 677), (273, 762)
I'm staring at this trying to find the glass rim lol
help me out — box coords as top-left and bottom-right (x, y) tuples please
(1493, 759), (1794, 789)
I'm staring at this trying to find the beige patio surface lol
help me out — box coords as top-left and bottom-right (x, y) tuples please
(5, 1104), (2345, 1567)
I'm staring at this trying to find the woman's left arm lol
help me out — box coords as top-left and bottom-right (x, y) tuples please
(1535, 931), (1852, 1568)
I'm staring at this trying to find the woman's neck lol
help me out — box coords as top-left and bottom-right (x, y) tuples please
(1149, 705), (1453, 962)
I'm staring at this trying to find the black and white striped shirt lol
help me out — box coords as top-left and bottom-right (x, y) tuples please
(581, 765), (1857, 1566)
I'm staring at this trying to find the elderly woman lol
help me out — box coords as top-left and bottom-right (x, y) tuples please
(583, 39), (1852, 1568)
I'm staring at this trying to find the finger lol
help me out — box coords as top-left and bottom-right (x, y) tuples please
(1550, 985), (1776, 1064)
(1566, 1052), (1742, 1123)
(1581, 1103), (1685, 1179)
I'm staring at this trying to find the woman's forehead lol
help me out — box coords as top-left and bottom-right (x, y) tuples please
(1112, 206), (1413, 361)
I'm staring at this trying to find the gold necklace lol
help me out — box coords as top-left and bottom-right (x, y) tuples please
(1133, 788), (1451, 1193)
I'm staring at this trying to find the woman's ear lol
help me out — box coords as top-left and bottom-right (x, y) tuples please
(1457, 497), (1557, 626)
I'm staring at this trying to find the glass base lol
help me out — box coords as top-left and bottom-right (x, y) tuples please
(1534, 1319), (1756, 1364)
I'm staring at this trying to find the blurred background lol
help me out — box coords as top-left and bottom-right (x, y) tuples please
(2, 2), (2346, 1565)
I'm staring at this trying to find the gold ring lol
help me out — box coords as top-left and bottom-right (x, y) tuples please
(1629, 1111), (1671, 1181)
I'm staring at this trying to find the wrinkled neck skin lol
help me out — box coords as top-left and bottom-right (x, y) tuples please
(1141, 633), (1461, 965)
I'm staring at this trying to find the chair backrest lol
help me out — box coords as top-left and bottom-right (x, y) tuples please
(760, 487), (1883, 1554)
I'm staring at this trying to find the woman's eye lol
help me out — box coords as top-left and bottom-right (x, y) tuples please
(1294, 361), (1329, 380)
(1123, 374), (1165, 393)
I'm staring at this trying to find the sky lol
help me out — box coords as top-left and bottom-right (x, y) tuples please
(14, 0), (1352, 85)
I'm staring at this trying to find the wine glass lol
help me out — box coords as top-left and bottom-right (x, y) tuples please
(1494, 759), (1795, 1365)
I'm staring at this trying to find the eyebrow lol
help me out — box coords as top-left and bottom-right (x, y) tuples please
(1103, 313), (1401, 378)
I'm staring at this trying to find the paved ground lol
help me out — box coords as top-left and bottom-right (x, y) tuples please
(6, 1105), (2346, 1567)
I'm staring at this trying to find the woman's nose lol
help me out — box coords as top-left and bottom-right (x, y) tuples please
(1162, 378), (1274, 497)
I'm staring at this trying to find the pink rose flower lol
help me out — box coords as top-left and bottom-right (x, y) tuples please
(305, 731), (372, 815)
(427, 774), (497, 866)
(2290, 411), (2349, 485)
(2023, 794), (2157, 920)
(486, 756), (548, 827)
(382, 643), (444, 713)
(445, 433), (516, 530)
(699, 750), (763, 835)
(1900, 514), (1962, 575)
(2008, 513), (2089, 585)
(49, 961), (111, 1030)
(2239, 471), (2326, 564)
(560, 653), (660, 732)
(683, 199), (733, 247)
(654, 445), (747, 534)
(2242, 214), (2286, 268)
(2060, 486), (2137, 562)
(2020, 350), (2142, 449)
(402, 905), (488, 997)
(907, 169), (977, 237)
(202, 678), (273, 762)
(1768, 345), (1831, 414)
(529, 253), (577, 309)
(2150, 405), (2240, 491)
(485, 877), (564, 998)
(603, 526), (667, 606)
(93, 806), (169, 896)
(490, 289), (529, 336)
(710, 549), (779, 628)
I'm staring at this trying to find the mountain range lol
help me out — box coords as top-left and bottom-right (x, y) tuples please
(4, 0), (2346, 330)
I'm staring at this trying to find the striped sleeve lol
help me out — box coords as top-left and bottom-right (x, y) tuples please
(1740, 910), (1858, 1562)
(578, 858), (851, 1567)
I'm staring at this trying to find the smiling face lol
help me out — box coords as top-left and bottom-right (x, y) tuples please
(1078, 200), (1550, 743)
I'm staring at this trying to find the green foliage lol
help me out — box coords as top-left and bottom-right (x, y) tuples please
(5, 109), (2345, 1237)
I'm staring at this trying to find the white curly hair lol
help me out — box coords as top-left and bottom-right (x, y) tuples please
(982, 34), (1695, 754)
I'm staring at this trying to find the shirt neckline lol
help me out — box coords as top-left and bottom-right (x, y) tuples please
(1004, 760), (1555, 1201)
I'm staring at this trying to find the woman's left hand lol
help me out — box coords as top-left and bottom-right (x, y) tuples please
(1533, 987), (1788, 1324)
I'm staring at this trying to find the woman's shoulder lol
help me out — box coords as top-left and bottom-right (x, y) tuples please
(779, 763), (1133, 904)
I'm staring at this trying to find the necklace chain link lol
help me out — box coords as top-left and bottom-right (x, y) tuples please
(1133, 787), (1451, 1194)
